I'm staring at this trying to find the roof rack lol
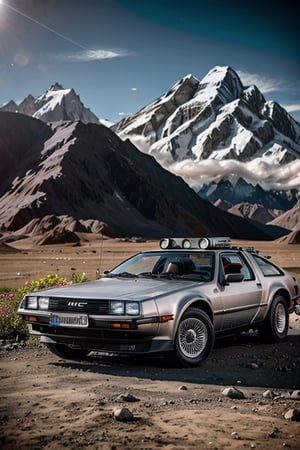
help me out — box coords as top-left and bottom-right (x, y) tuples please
(159, 237), (231, 250)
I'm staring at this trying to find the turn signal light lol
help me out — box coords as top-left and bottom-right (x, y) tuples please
(27, 316), (37, 322)
(159, 315), (174, 322)
(111, 322), (131, 329)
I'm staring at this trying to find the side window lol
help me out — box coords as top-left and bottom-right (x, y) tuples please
(221, 253), (254, 281)
(252, 254), (283, 276)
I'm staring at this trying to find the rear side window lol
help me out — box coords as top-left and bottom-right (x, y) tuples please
(221, 253), (254, 281)
(252, 254), (283, 276)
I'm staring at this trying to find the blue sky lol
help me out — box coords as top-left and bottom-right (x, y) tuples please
(0, 0), (299, 123)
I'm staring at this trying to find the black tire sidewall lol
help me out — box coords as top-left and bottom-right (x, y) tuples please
(269, 295), (289, 340)
(259, 295), (289, 342)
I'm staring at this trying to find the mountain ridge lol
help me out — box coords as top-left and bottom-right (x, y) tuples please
(1, 65), (299, 233)
(0, 83), (99, 125)
(0, 111), (288, 241)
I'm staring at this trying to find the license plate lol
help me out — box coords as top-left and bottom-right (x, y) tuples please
(49, 314), (89, 328)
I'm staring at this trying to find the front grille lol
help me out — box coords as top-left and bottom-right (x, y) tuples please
(48, 297), (109, 314)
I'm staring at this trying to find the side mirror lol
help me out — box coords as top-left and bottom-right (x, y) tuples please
(225, 273), (244, 283)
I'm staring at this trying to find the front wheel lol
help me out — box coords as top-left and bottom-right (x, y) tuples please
(173, 308), (215, 367)
(44, 343), (90, 360)
(259, 295), (289, 343)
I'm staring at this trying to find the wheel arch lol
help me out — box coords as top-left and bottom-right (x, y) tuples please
(271, 288), (291, 309)
(189, 299), (214, 323)
(174, 297), (214, 334)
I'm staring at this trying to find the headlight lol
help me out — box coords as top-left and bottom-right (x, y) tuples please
(110, 301), (125, 315)
(27, 296), (38, 309)
(125, 302), (140, 315)
(38, 296), (49, 310)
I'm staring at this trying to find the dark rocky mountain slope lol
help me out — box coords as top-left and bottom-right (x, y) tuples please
(0, 111), (288, 240)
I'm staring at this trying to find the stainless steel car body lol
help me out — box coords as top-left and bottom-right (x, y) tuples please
(18, 237), (299, 366)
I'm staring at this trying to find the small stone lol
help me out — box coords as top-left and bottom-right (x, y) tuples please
(113, 407), (134, 422)
(247, 362), (260, 369)
(263, 390), (274, 399)
(284, 408), (300, 421)
(178, 385), (188, 391)
(291, 390), (300, 400)
(222, 386), (245, 399)
(115, 393), (139, 403)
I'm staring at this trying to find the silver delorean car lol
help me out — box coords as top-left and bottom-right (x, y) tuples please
(18, 237), (300, 367)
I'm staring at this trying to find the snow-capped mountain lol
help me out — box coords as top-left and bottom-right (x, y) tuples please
(0, 83), (99, 124)
(112, 66), (300, 193)
(1, 66), (299, 231)
(0, 110), (288, 240)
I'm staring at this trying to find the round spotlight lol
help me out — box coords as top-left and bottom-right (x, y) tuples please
(160, 238), (170, 249)
(182, 239), (191, 249)
(199, 238), (210, 249)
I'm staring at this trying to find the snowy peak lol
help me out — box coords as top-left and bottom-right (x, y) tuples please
(114, 74), (199, 139)
(1, 100), (18, 113)
(262, 101), (300, 146)
(196, 66), (243, 106)
(48, 82), (65, 91)
(0, 85), (99, 125)
(113, 65), (300, 192)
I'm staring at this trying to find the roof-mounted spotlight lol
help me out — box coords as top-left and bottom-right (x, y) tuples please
(160, 238), (170, 249)
(198, 238), (210, 249)
(159, 238), (180, 249)
(199, 237), (231, 249)
(181, 239), (192, 249)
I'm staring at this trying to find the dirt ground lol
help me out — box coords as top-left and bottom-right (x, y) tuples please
(0, 237), (300, 449)
(0, 235), (299, 289)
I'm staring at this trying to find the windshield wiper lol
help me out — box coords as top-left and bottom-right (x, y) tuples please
(114, 271), (138, 278)
(137, 272), (159, 278)
(159, 272), (181, 278)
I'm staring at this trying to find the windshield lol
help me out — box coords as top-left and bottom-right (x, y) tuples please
(107, 251), (214, 282)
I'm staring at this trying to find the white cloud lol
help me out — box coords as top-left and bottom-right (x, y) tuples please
(283, 104), (300, 113)
(237, 70), (284, 94)
(131, 87), (137, 91)
(169, 158), (300, 191)
(55, 48), (131, 62)
(122, 134), (300, 191)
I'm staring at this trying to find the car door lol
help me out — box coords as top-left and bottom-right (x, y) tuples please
(218, 252), (262, 331)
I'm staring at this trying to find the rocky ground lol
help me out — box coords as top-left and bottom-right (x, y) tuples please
(1, 317), (300, 450)
(0, 238), (300, 449)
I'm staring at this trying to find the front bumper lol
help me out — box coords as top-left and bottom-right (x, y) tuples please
(40, 333), (174, 354)
(20, 310), (174, 354)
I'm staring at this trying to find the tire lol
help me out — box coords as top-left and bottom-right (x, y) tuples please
(259, 295), (289, 343)
(173, 308), (215, 367)
(44, 343), (90, 360)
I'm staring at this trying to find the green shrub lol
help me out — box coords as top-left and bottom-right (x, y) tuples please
(0, 273), (87, 341)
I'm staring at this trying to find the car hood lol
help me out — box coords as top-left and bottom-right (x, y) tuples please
(31, 277), (200, 301)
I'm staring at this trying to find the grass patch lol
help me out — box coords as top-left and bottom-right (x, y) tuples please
(0, 273), (88, 343)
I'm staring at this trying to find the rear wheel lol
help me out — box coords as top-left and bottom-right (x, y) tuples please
(44, 343), (90, 360)
(259, 295), (289, 342)
(173, 308), (215, 367)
